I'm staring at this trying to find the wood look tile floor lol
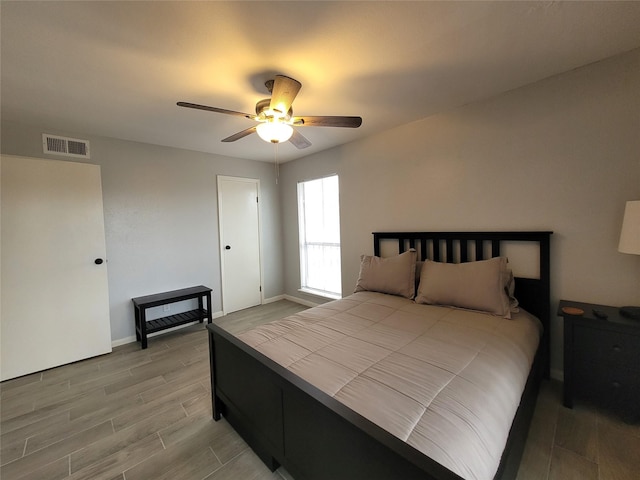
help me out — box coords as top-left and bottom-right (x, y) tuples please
(1, 300), (638, 480)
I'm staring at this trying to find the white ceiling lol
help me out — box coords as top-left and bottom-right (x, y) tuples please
(2, 1), (640, 163)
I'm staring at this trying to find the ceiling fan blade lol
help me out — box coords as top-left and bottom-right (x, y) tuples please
(177, 101), (252, 118)
(293, 116), (362, 128)
(289, 129), (312, 149)
(221, 126), (257, 143)
(270, 75), (302, 116)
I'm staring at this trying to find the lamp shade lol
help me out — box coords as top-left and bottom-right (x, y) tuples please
(618, 200), (640, 255)
(256, 122), (293, 144)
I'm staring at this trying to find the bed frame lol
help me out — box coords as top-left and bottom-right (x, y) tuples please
(207, 231), (552, 480)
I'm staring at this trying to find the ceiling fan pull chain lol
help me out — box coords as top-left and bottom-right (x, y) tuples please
(274, 142), (279, 185)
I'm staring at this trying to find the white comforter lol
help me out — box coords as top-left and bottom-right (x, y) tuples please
(237, 291), (542, 480)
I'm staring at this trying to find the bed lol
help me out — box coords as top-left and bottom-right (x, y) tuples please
(207, 231), (552, 480)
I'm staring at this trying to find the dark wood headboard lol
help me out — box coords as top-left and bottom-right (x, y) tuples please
(373, 231), (553, 376)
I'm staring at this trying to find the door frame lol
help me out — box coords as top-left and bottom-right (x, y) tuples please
(217, 175), (264, 315)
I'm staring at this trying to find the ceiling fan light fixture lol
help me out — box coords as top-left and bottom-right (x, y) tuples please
(256, 121), (293, 144)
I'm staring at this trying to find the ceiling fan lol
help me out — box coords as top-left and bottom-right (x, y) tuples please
(177, 75), (362, 149)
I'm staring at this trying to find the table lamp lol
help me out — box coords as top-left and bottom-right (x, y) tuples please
(618, 200), (640, 319)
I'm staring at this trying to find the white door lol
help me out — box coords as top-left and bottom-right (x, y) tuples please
(1, 155), (112, 381)
(217, 176), (262, 314)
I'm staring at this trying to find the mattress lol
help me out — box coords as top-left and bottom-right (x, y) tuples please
(236, 291), (542, 480)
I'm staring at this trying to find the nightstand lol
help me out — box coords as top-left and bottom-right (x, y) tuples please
(559, 300), (640, 421)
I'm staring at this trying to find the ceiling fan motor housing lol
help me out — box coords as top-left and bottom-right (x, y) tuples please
(256, 98), (292, 121)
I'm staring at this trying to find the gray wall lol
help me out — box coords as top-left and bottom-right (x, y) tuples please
(0, 125), (283, 343)
(3, 48), (638, 373)
(279, 48), (640, 378)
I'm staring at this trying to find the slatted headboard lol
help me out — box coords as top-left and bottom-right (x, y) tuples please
(373, 231), (552, 376)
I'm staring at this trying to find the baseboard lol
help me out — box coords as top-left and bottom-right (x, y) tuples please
(262, 294), (319, 308)
(263, 295), (285, 304)
(111, 310), (224, 348)
(283, 294), (319, 308)
(111, 336), (137, 348)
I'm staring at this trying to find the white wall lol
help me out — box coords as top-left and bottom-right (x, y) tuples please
(0, 125), (284, 343)
(280, 48), (640, 376)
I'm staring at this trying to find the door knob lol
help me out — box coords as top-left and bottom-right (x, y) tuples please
(225, 245), (231, 250)
(94, 258), (104, 265)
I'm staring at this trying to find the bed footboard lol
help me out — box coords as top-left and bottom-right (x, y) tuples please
(208, 326), (283, 470)
(208, 323), (464, 480)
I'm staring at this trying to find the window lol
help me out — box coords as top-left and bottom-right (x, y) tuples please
(297, 175), (341, 298)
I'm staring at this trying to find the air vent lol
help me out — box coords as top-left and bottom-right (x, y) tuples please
(42, 134), (90, 159)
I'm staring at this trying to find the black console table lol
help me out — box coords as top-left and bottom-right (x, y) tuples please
(132, 285), (212, 349)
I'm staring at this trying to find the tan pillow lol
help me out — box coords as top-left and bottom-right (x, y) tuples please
(354, 249), (417, 299)
(415, 257), (511, 317)
(503, 268), (520, 313)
